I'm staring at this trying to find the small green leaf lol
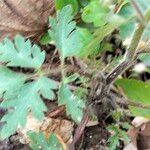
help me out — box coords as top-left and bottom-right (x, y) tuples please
(108, 135), (119, 150)
(77, 28), (99, 57)
(64, 73), (79, 84)
(0, 35), (45, 69)
(0, 77), (57, 139)
(116, 79), (150, 118)
(81, 17), (124, 57)
(58, 82), (85, 122)
(48, 134), (62, 150)
(49, 5), (82, 60)
(28, 132), (62, 150)
(40, 33), (52, 45)
(78, 0), (90, 7)
(55, 0), (79, 15)
(82, 0), (109, 27)
(121, 122), (131, 130)
(107, 124), (129, 150)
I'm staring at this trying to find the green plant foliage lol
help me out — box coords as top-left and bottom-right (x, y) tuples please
(78, 0), (90, 7)
(108, 134), (119, 150)
(0, 1), (149, 148)
(116, 79), (150, 118)
(58, 82), (85, 122)
(81, 17), (124, 57)
(136, 0), (150, 13)
(107, 124), (129, 150)
(55, 0), (79, 15)
(48, 5), (86, 123)
(0, 35), (45, 69)
(142, 25), (150, 40)
(0, 66), (25, 99)
(28, 132), (62, 150)
(40, 33), (52, 45)
(119, 3), (136, 39)
(49, 5), (82, 60)
(0, 77), (57, 139)
(82, 0), (109, 27)
(77, 28), (99, 57)
(139, 53), (150, 66)
(119, 1), (150, 40)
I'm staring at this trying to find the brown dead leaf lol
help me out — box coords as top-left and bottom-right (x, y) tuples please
(17, 113), (74, 148)
(124, 117), (150, 150)
(132, 117), (150, 128)
(40, 117), (74, 143)
(0, 0), (55, 40)
(137, 122), (150, 150)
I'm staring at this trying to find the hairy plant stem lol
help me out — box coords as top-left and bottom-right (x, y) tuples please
(105, 3), (150, 86)
(106, 24), (145, 84)
(92, 8), (150, 105)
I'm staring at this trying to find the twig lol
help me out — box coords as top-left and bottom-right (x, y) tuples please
(106, 24), (145, 85)
(69, 109), (89, 150)
(47, 105), (65, 118)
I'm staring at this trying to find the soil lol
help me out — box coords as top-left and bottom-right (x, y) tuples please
(81, 125), (109, 150)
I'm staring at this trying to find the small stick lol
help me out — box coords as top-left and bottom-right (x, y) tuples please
(47, 105), (65, 118)
(69, 109), (89, 150)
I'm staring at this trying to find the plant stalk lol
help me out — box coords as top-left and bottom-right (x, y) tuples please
(106, 24), (145, 84)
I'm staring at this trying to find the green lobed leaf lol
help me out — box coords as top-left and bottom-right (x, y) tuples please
(108, 135), (119, 150)
(0, 66), (26, 99)
(0, 35), (45, 69)
(28, 132), (62, 150)
(0, 77), (57, 139)
(58, 82), (85, 122)
(107, 124), (129, 150)
(49, 5), (82, 60)
(116, 79), (150, 118)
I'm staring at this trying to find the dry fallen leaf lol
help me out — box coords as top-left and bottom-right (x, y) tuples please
(0, 0), (55, 40)
(17, 114), (74, 148)
(132, 117), (150, 128)
(124, 117), (150, 150)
